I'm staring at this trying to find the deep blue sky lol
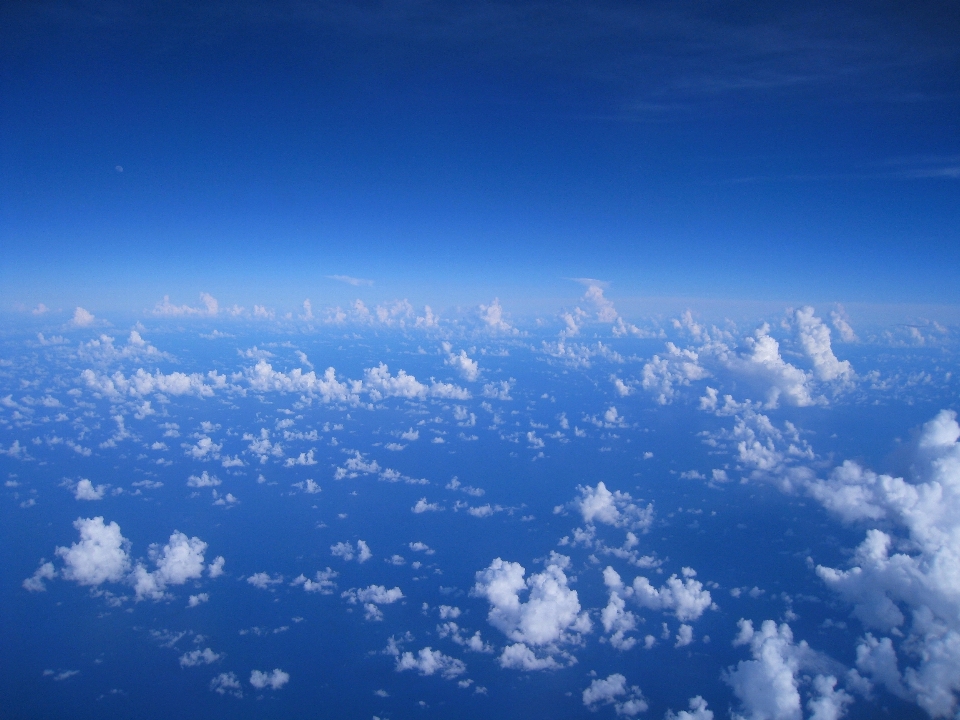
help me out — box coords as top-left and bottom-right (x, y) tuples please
(2, 1), (958, 312)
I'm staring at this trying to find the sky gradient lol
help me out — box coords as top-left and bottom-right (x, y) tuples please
(2, 0), (958, 313)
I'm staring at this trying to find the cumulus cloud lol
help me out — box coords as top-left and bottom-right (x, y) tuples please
(153, 293), (219, 317)
(179, 648), (221, 667)
(73, 478), (106, 500)
(291, 567), (338, 594)
(331, 540), (372, 563)
(70, 307), (96, 327)
(473, 555), (591, 669)
(811, 410), (960, 718)
(363, 363), (469, 402)
(132, 531), (208, 601)
(793, 307), (854, 384)
(665, 696), (714, 720)
(572, 482), (654, 532)
(630, 568), (716, 622)
(23, 562), (57, 592)
(582, 673), (648, 716)
(55, 517), (131, 586)
(395, 647), (466, 680)
(82, 368), (226, 400)
(479, 298), (514, 332)
(642, 343), (709, 405)
(726, 619), (851, 720)
(249, 669), (289, 690)
(445, 348), (480, 382)
(210, 672), (242, 697)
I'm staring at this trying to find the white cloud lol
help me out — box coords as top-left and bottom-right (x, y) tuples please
(343, 584), (404, 605)
(249, 668), (289, 690)
(247, 572), (284, 589)
(413, 498), (442, 513)
(23, 562), (57, 592)
(728, 325), (816, 408)
(291, 567), (338, 594)
(482, 380), (513, 400)
(793, 307), (854, 384)
(479, 298), (514, 332)
(573, 482), (654, 532)
(726, 619), (851, 720)
(73, 478), (106, 500)
(409, 541), (435, 555)
(630, 569), (715, 622)
(473, 555), (591, 669)
(810, 410), (960, 718)
(328, 274), (373, 286)
(330, 540), (372, 563)
(55, 517), (131, 586)
(830, 307), (858, 343)
(582, 673), (649, 716)
(395, 647), (466, 680)
(363, 363), (469, 402)
(210, 672), (242, 697)
(446, 349), (480, 382)
(187, 471), (221, 488)
(642, 343), (709, 405)
(665, 696), (714, 720)
(71, 307), (95, 327)
(179, 648), (221, 667)
(153, 293), (219, 317)
(82, 368), (226, 399)
(132, 531), (209, 601)
(187, 593), (209, 607)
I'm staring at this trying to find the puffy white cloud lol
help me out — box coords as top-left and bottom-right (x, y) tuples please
(210, 671), (242, 697)
(810, 410), (960, 718)
(343, 584), (404, 606)
(179, 648), (221, 667)
(208, 556), (225, 577)
(133, 531), (208, 601)
(73, 478), (106, 500)
(482, 380), (513, 400)
(600, 567), (638, 651)
(363, 363), (469, 401)
(55, 517), (131, 586)
(642, 343), (709, 405)
(413, 498), (442, 513)
(249, 668), (289, 690)
(241, 361), (359, 403)
(473, 555), (591, 669)
(726, 619), (850, 720)
(187, 593), (209, 607)
(291, 567), (338, 594)
(446, 349), (480, 382)
(666, 696), (714, 720)
(573, 482), (654, 532)
(479, 298), (514, 332)
(23, 561), (57, 592)
(395, 647), (466, 679)
(793, 307), (854, 384)
(830, 308), (858, 343)
(187, 471), (221, 488)
(728, 325), (816, 408)
(582, 673), (648, 716)
(153, 293), (219, 317)
(81, 368), (226, 399)
(631, 569), (716, 622)
(330, 540), (372, 563)
(71, 307), (96, 327)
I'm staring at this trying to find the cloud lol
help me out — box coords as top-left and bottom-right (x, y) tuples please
(249, 668), (289, 690)
(331, 540), (372, 562)
(726, 619), (851, 720)
(811, 411), (960, 718)
(479, 298), (515, 333)
(395, 647), (466, 680)
(82, 368), (226, 399)
(152, 293), (219, 317)
(23, 562), (57, 592)
(572, 482), (654, 531)
(247, 572), (284, 589)
(187, 471), (221, 488)
(291, 567), (338, 594)
(55, 517), (131, 586)
(445, 348), (480, 382)
(630, 568), (716, 622)
(793, 307), (854, 384)
(582, 673), (648, 716)
(363, 363), (470, 401)
(210, 672), (242, 697)
(132, 531), (209, 601)
(642, 343), (709, 405)
(73, 478), (106, 500)
(179, 648), (221, 667)
(328, 274), (373, 286)
(70, 307), (96, 327)
(665, 696), (714, 720)
(473, 554), (591, 669)
(413, 498), (442, 513)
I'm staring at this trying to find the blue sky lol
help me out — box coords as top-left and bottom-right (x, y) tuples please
(2, 0), (958, 312)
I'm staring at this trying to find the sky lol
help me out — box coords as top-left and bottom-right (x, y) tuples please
(2, 0), (959, 314)
(3, 7), (960, 713)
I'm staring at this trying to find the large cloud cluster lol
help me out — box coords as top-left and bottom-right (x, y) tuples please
(472, 554), (591, 670)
